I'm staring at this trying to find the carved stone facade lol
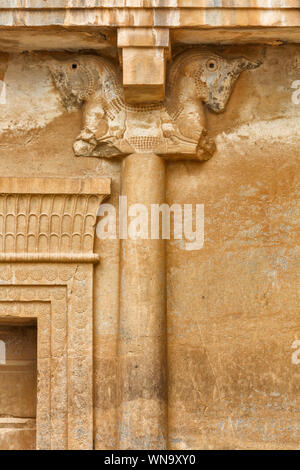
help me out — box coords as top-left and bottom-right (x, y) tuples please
(0, 1), (299, 451)
(0, 177), (110, 450)
(0, 177), (110, 263)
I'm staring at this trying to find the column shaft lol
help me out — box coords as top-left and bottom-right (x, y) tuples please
(118, 153), (167, 449)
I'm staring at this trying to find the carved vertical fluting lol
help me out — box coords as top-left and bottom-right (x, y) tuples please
(118, 154), (167, 450)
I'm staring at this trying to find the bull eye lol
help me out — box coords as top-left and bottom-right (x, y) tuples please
(206, 59), (218, 72)
(72, 63), (78, 69)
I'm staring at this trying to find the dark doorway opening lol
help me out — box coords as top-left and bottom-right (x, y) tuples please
(0, 320), (37, 450)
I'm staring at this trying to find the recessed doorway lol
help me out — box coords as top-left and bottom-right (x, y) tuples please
(0, 320), (37, 450)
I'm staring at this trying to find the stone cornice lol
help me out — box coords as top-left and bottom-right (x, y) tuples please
(1, 1), (300, 29)
(0, 1), (298, 8)
(1, 2), (299, 102)
(1, 6), (299, 28)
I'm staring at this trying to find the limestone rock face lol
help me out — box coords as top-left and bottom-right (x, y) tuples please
(0, 2), (299, 451)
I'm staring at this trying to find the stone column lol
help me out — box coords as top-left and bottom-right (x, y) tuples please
(118, 153), (167, 450)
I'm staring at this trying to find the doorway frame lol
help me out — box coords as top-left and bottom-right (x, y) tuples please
(0, 263), (93, 450)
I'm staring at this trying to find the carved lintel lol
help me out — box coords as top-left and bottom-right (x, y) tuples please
(0, 177), (111, 263)
(49, 48), (261, 161)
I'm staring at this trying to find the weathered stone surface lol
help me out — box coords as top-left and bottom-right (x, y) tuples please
(0, 177), (110, 450)
(49, 49), (260, 158)
(0, 2), (299, 452)
(1, 1), (300, 30)
(119, 154), (167, 449)
(166, 45), (300, 450)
